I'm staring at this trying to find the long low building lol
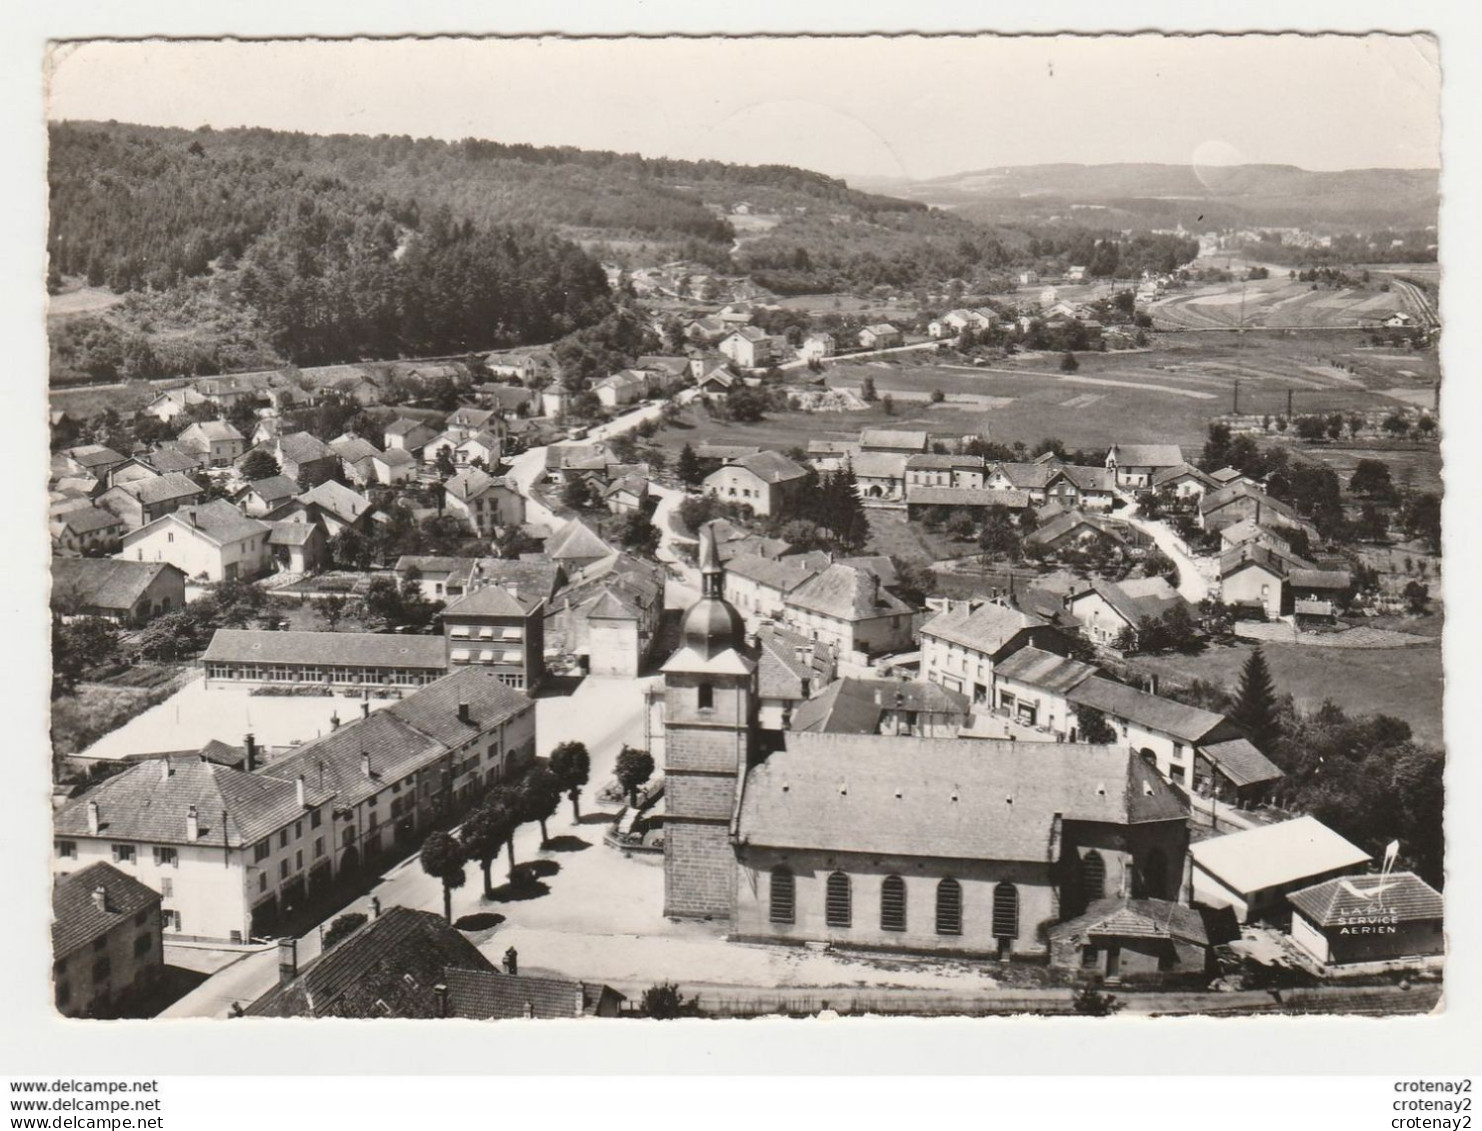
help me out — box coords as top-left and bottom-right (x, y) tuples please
(202, 629), (449, 690)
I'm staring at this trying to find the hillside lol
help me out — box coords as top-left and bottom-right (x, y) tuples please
(856, 162), (1440, 231)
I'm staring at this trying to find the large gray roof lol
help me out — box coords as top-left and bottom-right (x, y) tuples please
(201, 629), (447, 669)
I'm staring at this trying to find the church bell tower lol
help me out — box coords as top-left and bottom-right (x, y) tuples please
(661, 522), (756, 920)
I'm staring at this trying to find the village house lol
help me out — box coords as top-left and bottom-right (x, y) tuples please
(453, 431), (503, 469)
(51, 506), (127, 555)
(235, 474), (301, 518)
(804, 439), (858, 476)
(270, 480), (374, 540)
(988, 646), (1100, 734)
(546, 555), (664, 679)
(1287, 871), (1444, 967)
(860, 428), (930, 454)
(594, 369), (651, 408)
(50, 862), (163, 1018)
(116, 447), (203, 482)
(1104, 444), (1185, 491)
(851, 450), (910, 501)
(443, 468), (524, 537)
(858, 323), (903, 349)
(1190, 816), (1371, 925)
(904, 486), (1032, 521)
(383, 418), (439, 458)
(704, 450), (809, 518)
(177, 420), (246, 468)
(120, 499), (272, 582)
(1199, 480), (1306, 535)
(684, 315), (729, 344)
(1151, 462), (1218, 499)
(545, 517), (618, 572)
(723, 553), (825, 624)
(1044, 464), (1119, 509)
(97, 472), (204, 531)
(693, 364), (738, 396)
(904, 453), (987, 490)
(329, 435), (381, 477)
(1024, 508), (1136, 556)
(62, 444), (127, 481)
(791, 676), (971, 739)
(193, 373), (273, 409)
(754, 624), (837, 734)
(265, 521), (329, 574)
(718, 326), (775, 369)
(142, 387), (210, 422)
(1219, 544), (1293, 619)
(602, 474), (651, 515)
(1066, 577), (1190, 647)
(245, 431), (339, 486)
(366, 446), (418, 486)
(440, 584), (547, 691)
(394, 556), (481, 603)
(782, 562), (915, 658)
(798, 332), (836, 360)
(919, 601), (1070, 706)
(51, 558), (186, 626)
(1219, 517), (1294, 556)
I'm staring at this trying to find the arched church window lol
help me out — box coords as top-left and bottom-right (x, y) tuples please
(880, 875), (907, 932)
(825, 871), (852, 928)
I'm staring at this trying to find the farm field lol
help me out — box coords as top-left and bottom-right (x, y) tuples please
(647, 398), (916, 460)
(1286, 441), (1443, 497)
(1149, 276), (1407, 331)
(769, 292), (920, 321)
(1127, 637), (1444, 748)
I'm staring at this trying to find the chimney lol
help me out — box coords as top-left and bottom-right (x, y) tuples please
(277, 937), (298, 986)
(86, 800), (100, 835)
(330, 712), (341, 731)
(361, 701), (371, 720)
(90, 886), (108, 913)
(244, 733), (257, 772)
(160, 759), (172, 783)
(433, 983), (449, 1018)
(1146, 673), (1158, 696)
(185, 805), (200, 841)
(296, 775), (307, 809)
(457, 701), (471, 725)
(361, 752), (373, 779)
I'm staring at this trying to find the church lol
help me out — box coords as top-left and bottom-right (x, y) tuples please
(661, 523), (1193, 958)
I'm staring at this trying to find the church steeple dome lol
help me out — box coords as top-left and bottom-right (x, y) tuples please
(678, 522), (745, 660)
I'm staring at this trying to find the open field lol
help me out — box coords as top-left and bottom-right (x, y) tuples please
(648, 398), (918, 459)
(1289, 442), (1443, 497)
(1150, 276), (1407, 331)
(1127, 637), (1443, 748)
(47, 284), (126, 319)
(51, 380), (162, 420)
(769, 292), (920, 321)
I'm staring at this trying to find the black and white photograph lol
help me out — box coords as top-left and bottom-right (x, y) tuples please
(32, 30), (1451, 1027)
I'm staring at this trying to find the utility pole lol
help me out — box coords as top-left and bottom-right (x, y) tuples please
(1232, 378), (1240, 416)
(1286, 388), (1294, 420)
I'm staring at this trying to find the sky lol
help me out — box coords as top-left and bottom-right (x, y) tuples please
(46, 33), (1441, 184)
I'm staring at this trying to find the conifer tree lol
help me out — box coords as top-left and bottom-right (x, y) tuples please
(1231, 647), (1281, 750)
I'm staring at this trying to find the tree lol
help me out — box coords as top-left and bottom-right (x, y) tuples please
(1231, 647), (1281, 751)
(1400, 493), (1441, 554)
(1349, 459), (1394, 499)
(1076, 705), (1118, 745)
(562, 475), (598, 512)
(640, 982), (694, 1019)
(135, 609), (205, 662)
(550, 741), (592, 822)
(676, 442), (704, 487)
(727, 387), (769, 423)
(1059, 351), (1079, 373)
(1143, 547), (1178, 589)
(318, 593), (349, 630)
(977, 508), (1020, 560)
(52, 617), (121, 694)
(617, 510), (661, 557)
(1403, 581), (1430, 615)
(362, 575), (404, 627)
(463, 798), (516, 896)
(859, 375), (878, 403)
(930, 388), (946, 404)
(322, 912), (367, 950)
(1072, 984), (1124, 1016)
(330, 525), (372, 570)
(518, 766), (563, 846)
(881, 394), (895, 415)
(239, 448), (281, 482)
(419, 830), (467, 923)
(615, 745), (655, 807)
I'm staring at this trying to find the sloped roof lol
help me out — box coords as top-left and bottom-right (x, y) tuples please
(446, 467), (513, 503)
(546, 519), (615, 563)
(1199, 480), (1297, 521)
(66, 445), (125, 469)
(730, 450), (808, 485)
(726, 553), (821, 594)
(1026, 509), (1127, 549)
(920, 601), (1047, 655)
(1067, 678), (1229, 744)
(906, 453), (984, 470)
(990, 461), (1057, 490)
(241, 475), (300, 504)
(1289, 568), (1352, 591)
(246, 908), (495, 1018)
(201, 629), (447, 669)
(442, 584), (541, 618)
(443, 967), (586, 1020)
(1190, 816), (1371, 895)
(52, 862), (162, 961)
(265, 521), (322, 548)
(182, 420), (244, 443)
(1199, 738), (1285, 788)
(1070, 577), (1186, 628)
(695, 442), (758, 460)
(51, 558), (180, 613)
(993, 646), (1099, 695)
(54, 756), (328, 849)
(1151, 462), (1216, 490)
(862, 322), (900, 335)
(1287, 872), (1443, 928)
(1109, 443), (1184, 468)
(860, 429), (928, 451)
(298, 480), (371, 523)
(755, 624), (836, 702)
(153, 500), (268, 546)
(1053, 464), (1118, 492)
(738, 733), (1187, 860)
(1050, 897), (1210, 947)
(108, 472), (202, 508)
(54, 506), (124, 535)
(851, 451), (909, 479)
(277, 432), (335, 464)
(142, 448), (201, 475)
(787, 563), (913, 622)
(791, 677), (970, 735)
(456, 431), (502, 452)
(375, 447), (417, 467)
(905, 486), (1032, 509)
(331, 437), (381, 464)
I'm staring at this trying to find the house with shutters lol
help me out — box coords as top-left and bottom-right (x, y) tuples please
(703, 450), (809, 518)
(440, 583), (547, 691)
(904, 453), (987, 490)
(235, 475), (301, 518)
(723, 553), (825, 624)
(443, 468), (524, 537)
(1104, 444), (1185, 491)
(51, 506), (127, 555)
(97, 473), (205, 531)
(781, 562), (915, 657)
(919, 600), (1070, 705)
(120, 499), (272, 582)
(50, 862), (164, 1018)
(717, 326), (775, 369)
(1151, 462), (1219, 499)
(858, 323), (903, 349)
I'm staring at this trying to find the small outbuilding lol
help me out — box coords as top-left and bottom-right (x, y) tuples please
(1287, 871), (1444, 967)
(1189, 816), (1371, 925)
(1049, 898), (1215, 980)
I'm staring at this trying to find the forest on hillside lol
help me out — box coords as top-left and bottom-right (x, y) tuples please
(48, 123), (615, 380)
